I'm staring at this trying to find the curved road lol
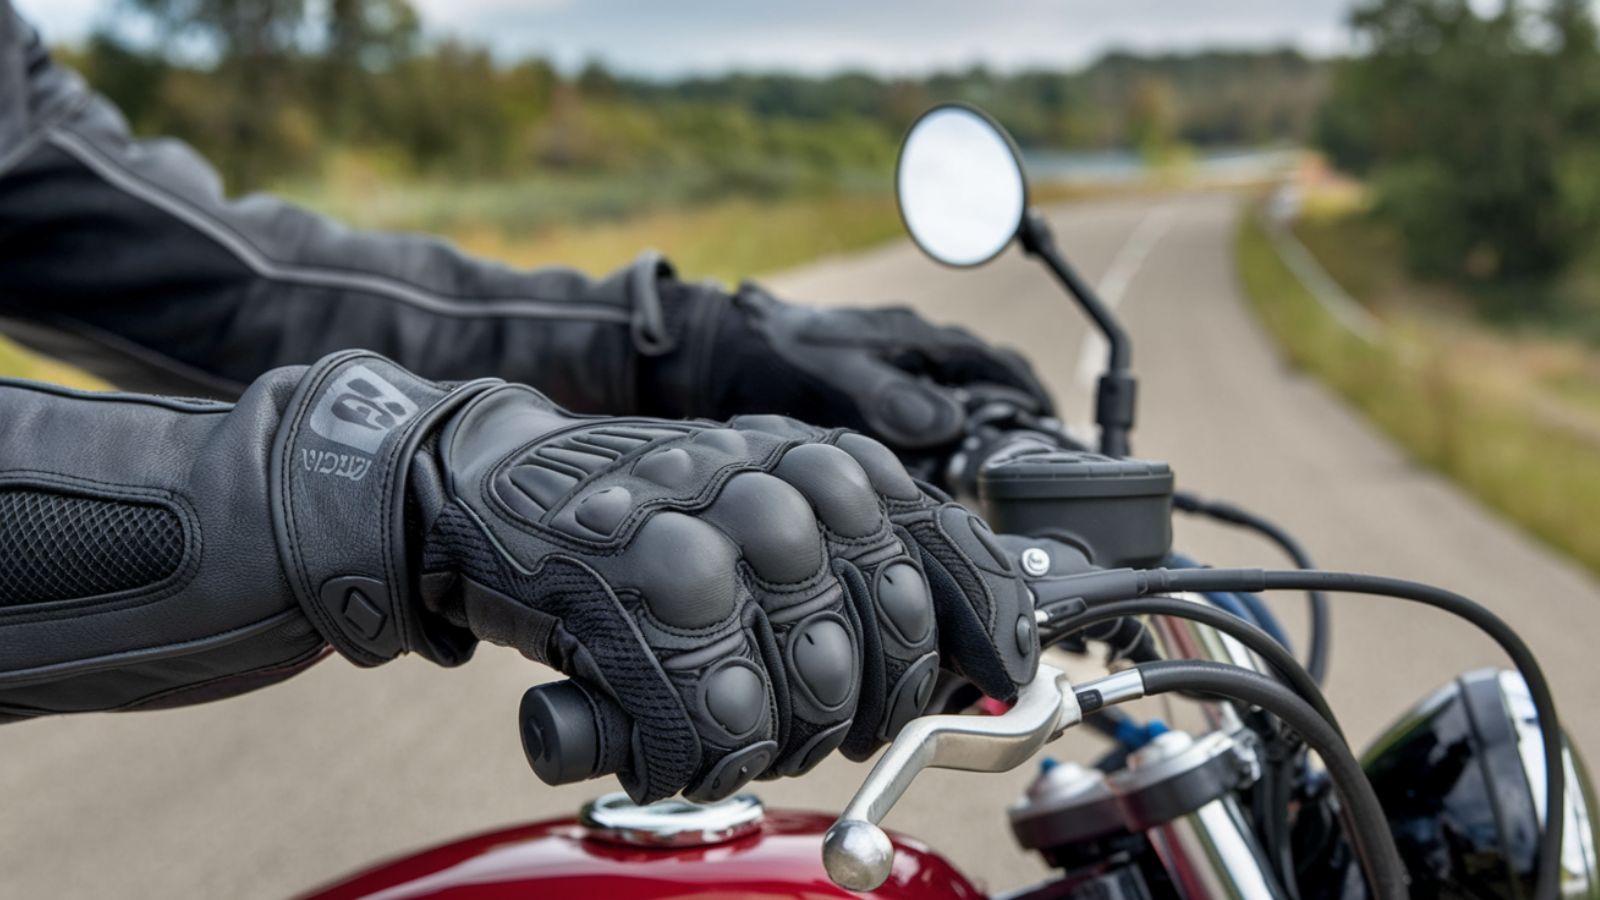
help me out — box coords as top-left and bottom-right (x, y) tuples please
(7, 191), (1600, 897)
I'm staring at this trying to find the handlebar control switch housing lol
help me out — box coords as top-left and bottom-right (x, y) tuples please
(978, 450), (1174, 568)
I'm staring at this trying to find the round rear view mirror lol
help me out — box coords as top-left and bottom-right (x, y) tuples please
(896, 104), (1029, 268)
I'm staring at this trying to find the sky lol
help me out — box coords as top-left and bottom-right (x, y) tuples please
(15, 0), (1360, 77)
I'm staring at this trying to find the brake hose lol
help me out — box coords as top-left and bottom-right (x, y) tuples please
(1173, 492), (1330, 685)
(1045, 595), (1330, 898)
(1041, 596), (1339, 734)
(1169, 552), (1293, 650)
(1078, 660), (1408, 900)
(1040, 566), (1564, 900)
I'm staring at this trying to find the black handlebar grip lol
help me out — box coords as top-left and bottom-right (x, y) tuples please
(519, 680), (632, 785)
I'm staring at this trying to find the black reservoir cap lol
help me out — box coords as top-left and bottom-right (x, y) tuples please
(979, 451), (1174, 568)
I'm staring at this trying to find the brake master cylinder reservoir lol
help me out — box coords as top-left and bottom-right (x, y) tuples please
(978, 450), (1174, 568)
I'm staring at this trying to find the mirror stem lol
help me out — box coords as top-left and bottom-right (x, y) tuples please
(1018, 211), (1137, 457)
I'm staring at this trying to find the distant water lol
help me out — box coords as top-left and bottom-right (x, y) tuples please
(1022, 147), (1300, 185)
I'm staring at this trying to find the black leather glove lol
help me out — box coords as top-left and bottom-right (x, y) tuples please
(269, 353), (1039, 803)
(0, 351), (1036, 766)
(640, 282), (1053, 471)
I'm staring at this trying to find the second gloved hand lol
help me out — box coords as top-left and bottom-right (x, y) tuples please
(641, 281), (1054, 477)
(275, 353), (1039, 805)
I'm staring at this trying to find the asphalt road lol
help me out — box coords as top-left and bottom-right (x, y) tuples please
(7, 191), (1600, 898)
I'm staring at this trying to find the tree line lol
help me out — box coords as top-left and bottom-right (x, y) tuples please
(57, 0), (1326, 195)
(67, 0), (1599, 302)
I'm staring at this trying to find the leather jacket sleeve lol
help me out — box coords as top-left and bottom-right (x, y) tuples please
(0, 352), (509, 720)
(0, 370), (327, 719)
(0, 2), (671, 410)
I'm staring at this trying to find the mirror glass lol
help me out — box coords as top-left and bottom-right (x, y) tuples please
(896, 105), (1028, 267)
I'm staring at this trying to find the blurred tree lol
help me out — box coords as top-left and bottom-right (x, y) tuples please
(1319, 0), (1600, 283)
(74, 31), (169, 128)
(1125, 75), (1178, 161)
(318, 0), (420, 138)
(120, 0), (311, 185)
(65, 5), (1328, 202)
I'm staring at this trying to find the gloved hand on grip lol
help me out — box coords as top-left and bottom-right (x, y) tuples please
(274, 352), (1039, 804)
(640, 282), (1054, 478)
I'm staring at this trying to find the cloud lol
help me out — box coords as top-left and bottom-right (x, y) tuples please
(415, 0), (1356, 75)
(17, 0), (1356, 75)
(412, 0), (577, 28)
(12, 0), (103, 41)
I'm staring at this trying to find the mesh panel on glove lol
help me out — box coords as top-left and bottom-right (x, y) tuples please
(0, 488), (184, 605)
(424, 504), (701, 801)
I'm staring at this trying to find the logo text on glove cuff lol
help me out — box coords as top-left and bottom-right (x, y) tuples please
(308, 365), (419, 454)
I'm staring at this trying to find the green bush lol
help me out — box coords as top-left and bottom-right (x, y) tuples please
(1320, 0), (1600, 285)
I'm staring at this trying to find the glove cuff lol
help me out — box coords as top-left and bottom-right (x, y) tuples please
(635, 277), (735, 421)
(269, 351), (498, 666)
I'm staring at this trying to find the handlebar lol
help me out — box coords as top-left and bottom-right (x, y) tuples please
(514, 406), (1332, 892)
(519, 680), (631, 787)
(942, 393), (1082, 501)
(525, 664), (1091, 892)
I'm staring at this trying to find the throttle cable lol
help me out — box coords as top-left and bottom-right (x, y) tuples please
(1078, 660), (1408, 900)
(1041, 595), (1339, 734)
(1038, 566), (1564, 900)
(1173, 491), (1330, 685)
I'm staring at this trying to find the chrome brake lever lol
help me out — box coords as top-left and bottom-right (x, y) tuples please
(821, 664), (1080, 891)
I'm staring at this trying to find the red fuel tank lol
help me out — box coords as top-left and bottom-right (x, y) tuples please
(301, 809), (984, 900)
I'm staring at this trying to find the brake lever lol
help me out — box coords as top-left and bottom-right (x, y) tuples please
(821, 664), (1080, 891)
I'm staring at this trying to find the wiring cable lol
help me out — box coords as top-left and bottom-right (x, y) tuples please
(1039, 566), (1564, 900)
(1169, 551), (1294, 650)
(1047, 594), (1329, 895)
(1041, 595), (1339, 734)
(1173, 492), (1330, 684)
(1077, 660), (1408, 900)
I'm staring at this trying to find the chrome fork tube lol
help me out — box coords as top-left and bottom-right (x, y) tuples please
(1146, 592), (1266, 731)
(1144, 793), (1284, 900)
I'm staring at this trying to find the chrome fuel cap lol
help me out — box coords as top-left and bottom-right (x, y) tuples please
(579, 791), (765, 848)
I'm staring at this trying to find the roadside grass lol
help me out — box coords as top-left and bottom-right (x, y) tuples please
(1237, 210), (1600, 573)
(0, 335), (109, 391)
(444, 192), (905, 284)
(272, 157), (893, 241)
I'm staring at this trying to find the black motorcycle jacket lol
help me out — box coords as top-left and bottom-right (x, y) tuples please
(0, 3), (1053, 725)
(0, 3), (680, 411)
(0, 3), (1053, 444)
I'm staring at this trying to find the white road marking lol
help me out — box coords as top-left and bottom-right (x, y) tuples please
(1075, 204), (1179, 390)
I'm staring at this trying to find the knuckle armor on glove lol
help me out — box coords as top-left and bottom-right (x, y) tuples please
(268, 353), (1039, 803)
(413, 403), (938, 803)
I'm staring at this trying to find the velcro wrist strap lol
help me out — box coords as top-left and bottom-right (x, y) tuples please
(269, 351), (497, 665)
(636, 278), (731, 420)
(626, 250), (678, 356)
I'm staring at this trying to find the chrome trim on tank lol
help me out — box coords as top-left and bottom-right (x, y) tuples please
(579, 791), (764, 848)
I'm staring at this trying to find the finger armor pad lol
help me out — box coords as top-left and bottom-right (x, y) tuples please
(705, 473), (824, 585)
(774, 443), (882, 538)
